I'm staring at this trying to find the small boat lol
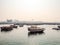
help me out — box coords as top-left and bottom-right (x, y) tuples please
(10, 25), (18, 28)
(52, 26), (60, 30)
(1, 26), (13, 31)
(28, 25), (45, 32)
(19, 25), (23, 27)
(58, 26), (60, 28)
(52, 28), (60, 30)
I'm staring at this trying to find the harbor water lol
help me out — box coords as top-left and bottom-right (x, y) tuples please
(0, 25), (60, 45)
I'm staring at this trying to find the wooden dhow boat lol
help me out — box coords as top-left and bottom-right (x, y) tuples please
(28, 25), (45, 32)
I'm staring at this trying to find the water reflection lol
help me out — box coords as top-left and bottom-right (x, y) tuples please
(0, 25), (60, 45)
(28, 31), (45, 37)
(1, 29), (13, 32)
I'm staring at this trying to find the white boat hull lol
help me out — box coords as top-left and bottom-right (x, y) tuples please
(28, 28), (44, 32)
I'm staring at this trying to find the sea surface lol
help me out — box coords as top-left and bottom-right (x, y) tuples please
(0, 25), (60, 45)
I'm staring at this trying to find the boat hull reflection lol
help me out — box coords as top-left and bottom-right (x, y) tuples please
(1, 29), (13, 32)
(28, 31), (44, 37)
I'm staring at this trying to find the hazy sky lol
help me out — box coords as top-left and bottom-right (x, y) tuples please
(0, 0), (60, 22)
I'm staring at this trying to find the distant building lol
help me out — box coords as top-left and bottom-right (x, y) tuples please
(7, 20), (12, 22)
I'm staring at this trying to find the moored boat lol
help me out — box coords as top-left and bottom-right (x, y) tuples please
(52, 26), (60, 30)
(28, 25), (45, 32)
(52, 28), (60, 30)
(19, 25), (23, 27)
(10, 25), (18, 28)
(58, 26), (60, 28)
(1, 26), (13, 31)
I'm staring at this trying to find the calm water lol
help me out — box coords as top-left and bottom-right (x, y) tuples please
(0, 25), (60, 45)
